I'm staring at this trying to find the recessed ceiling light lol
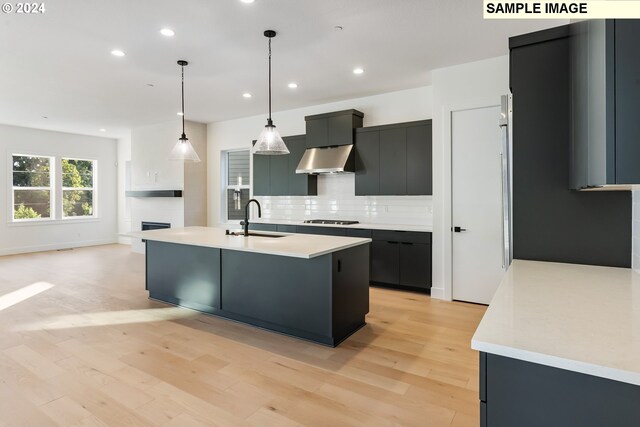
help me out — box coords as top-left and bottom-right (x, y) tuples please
(111, 49), (126, 57)
(288, 82), (298, 89)
(177, 112), (184, 116)
(353, 67), (364, 75)
(240, 0), (255, 3)
(99, 128), (106, 132)
(243, 93), (252, 98)
(160, 28), (175, 37)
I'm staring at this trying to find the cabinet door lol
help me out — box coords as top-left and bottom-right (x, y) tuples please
(355, 131), (380, 195)
(306, 118), (329, 148)
(407, 124), (432, 195)
(269, 154), (289, 196)
(287, 136), (317, 195)
(252, 153), (270, 196)
(328, 114), (354, 146)
(379, 128), (407, 195)
(370, 240), (399, 284)
(249, 223), (278, 232)
(277, 224), (297, 233)
(615, 20), (640, 184)
(399, 243), (431, 288)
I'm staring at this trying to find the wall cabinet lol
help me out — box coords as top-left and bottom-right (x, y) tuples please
(305, 110), (364, 148)
(570, 20), (640, 189)
(252, 135), (317, 196)
(355, 120), (432, 196)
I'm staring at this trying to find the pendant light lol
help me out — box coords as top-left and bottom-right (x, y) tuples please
(169, 60), (201, 162)
(253, 30), (289, 155)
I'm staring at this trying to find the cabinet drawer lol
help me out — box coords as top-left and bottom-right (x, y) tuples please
(277, 225), (298, 233)
(399, 243), (431, 288)
(249, 223), (278, 232)
(297, 226), (347, 236)
(372, 230), (431, 244)
(346, 228), (372, 238)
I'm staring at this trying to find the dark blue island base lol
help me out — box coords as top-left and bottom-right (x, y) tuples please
(479, 352), (640, 427)
(145, 240), (370, 347)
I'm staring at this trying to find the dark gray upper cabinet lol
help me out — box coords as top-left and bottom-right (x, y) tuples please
(570, 19), (640, 189)
(252, 135), (317, 197)
(354, 131), (380, 196)
(407, 124), (433, 195)
(287, 135), (317, 196)
(379, 128), (407, 195)
(355, 120), (432, 196)
(304, 110), (364, 148)
(252, 141), (270, 196)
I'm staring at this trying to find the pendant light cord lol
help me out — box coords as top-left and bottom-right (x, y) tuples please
(181, 64), (186, 136)
(268, 37), (272, 123)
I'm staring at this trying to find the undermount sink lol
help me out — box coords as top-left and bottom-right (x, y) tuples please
(226, 231), (286, 238)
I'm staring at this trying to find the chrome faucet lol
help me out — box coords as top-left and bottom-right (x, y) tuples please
(242, 199), (261, 236)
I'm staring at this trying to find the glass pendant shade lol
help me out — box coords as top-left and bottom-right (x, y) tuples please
(253, 123), (289, 155)
(169, 135), (201, 162)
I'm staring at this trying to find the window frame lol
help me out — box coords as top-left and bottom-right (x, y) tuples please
(60, 157), (97, 219)
(222, 149), (251, 224)
(7, 151), (99, 225)
(10, 153), (55, 223)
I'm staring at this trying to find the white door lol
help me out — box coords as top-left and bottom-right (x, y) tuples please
(452, 106), (505, 304)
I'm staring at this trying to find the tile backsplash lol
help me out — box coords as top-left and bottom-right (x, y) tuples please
(253, 174), (432, 226)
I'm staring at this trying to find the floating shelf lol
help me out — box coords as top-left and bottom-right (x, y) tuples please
(125, 190), (183, 198)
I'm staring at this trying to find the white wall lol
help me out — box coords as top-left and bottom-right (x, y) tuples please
(117, 133), (131, 244)
(431, 55), (509, 300)
(0, 124), (118, 255)
(207, 86), (433, 227)
(129, 119), (206, 253)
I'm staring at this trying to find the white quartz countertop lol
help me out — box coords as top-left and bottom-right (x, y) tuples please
(130, 226), (371, 259)
(472, 260), (640, 386)
(247, 219), (432, 233)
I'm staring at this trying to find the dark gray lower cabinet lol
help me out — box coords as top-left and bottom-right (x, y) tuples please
(480, 352), (640, 427)
(146, 241), (221, 311)
(399, 243), (431, 288)
(249, 223), (432, 291)
(371, 241), (400, 284)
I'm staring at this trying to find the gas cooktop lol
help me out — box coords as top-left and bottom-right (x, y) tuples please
(303, 219), (360, 225)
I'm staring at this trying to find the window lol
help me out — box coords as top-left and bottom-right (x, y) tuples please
(10, 154), (97, 222)
(12, 155), (53, 220)
(62, 158), (95, 217)
(224, 150), (250, 221)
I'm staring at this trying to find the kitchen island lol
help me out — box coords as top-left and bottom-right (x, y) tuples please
(472, 260), (640, 426)
(132, 226), (371, 346)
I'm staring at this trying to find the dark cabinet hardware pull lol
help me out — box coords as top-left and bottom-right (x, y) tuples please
(388, 241), (399, 244)
(453, 226), (467, 233)
(401, 242), (413, 245)
(337, 260), (342, 272)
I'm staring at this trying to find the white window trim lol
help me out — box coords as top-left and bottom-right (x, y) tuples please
(7, 152), (99, 225)
(9, 153), (55, 223)
(221, 149), (251, 224)
(61, 157), (98, 219)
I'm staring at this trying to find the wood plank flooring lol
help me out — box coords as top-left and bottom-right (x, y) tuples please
(0, 244), (486, 427)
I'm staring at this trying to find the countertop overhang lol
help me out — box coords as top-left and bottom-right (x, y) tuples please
(472, 259), (640, 386)
(129, 226), (371, 259)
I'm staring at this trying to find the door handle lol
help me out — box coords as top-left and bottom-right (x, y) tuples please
(453, 226), (467, 233)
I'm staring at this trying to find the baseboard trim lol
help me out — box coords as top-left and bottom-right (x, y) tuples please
(0, 238), (118, 256)
(430, 286), (445, 300)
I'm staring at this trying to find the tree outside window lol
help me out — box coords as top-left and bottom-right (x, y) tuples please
(12, 155), (53, 220)
(62, 158), (95, 217)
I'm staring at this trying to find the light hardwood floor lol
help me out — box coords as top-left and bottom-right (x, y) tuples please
(0, 244), (486, 427)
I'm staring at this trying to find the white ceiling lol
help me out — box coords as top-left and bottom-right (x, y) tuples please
(0, 0), (563, 138)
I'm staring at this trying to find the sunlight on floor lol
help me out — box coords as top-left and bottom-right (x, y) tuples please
(17, 306), (198, 331)
(0, 281), (54, 311)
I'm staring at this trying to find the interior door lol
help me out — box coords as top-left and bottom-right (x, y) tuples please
(452, 106), (505, 304)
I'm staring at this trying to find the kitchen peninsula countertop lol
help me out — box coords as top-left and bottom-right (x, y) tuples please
(472, 259), (640, 385)
(130, 226), (371, 259)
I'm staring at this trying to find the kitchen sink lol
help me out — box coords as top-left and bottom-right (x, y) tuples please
(226, 231), (286, 238)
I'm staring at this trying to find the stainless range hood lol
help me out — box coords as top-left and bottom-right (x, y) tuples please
(295, 145), (355, 174)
